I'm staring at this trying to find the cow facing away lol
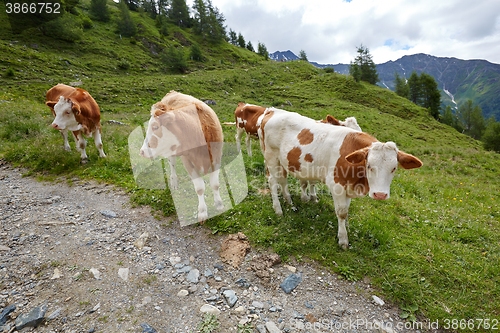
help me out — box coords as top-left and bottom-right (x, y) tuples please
(45, 84), (106, 163)
(258, 107), (422, 249)
(234, 102), (266, 156)
(139, 91), (224, 223)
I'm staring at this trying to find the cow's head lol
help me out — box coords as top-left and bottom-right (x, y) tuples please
(46, 96), (82, 131)
(345, 142), (422, 200)
(140, 104), (180, 159)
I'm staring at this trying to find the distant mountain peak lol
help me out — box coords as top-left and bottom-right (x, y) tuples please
(269, 50), (299, 62)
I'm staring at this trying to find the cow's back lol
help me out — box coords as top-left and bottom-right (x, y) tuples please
(261, 108), (362, 180)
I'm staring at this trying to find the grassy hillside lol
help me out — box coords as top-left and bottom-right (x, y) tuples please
(1, 1), (499, 329)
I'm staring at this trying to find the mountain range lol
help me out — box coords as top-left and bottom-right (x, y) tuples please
(270, 51), (500, 121)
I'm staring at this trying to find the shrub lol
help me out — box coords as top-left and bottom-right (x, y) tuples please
(41, 13), (83, 42)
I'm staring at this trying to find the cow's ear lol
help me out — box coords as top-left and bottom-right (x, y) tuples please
(325, 115), (341, 126)
(46, 101), (57, 108)
(71, 101), (81, 115)
(398, 151), (423, 169)
(345, 148), (368, 164)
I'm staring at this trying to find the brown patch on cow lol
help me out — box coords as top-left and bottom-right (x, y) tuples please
(304, 153), (314, 163)
(287, 146), (302, 172)
(297, 128), (314, 145)
(234, 103), (266, 136)
(219, 232), (251, 268)
(334, 132), (378, 196)
(258, 110), (274, 152)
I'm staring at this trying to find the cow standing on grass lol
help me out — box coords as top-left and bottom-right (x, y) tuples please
(45, 84), (106, 164)
(258, 107), (422, 249)
(139, 91), (224, 223)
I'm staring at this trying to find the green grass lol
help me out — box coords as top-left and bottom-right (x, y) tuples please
(0, 2), (499, 329)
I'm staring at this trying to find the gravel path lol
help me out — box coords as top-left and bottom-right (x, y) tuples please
(0, 160), (426, 332)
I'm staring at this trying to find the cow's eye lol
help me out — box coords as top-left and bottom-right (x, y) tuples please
(391, 167), (396, 173)
(65, 111), (71, 115)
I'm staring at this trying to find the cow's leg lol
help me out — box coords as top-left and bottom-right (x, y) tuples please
(209, 169), (224, 211)
(191, 176), (208, 222)
(309, 182), (319, 203)
(266, 159), (285, 215)
(245, 133), (252, 157)
(92, 129), (106, 158)
(235, 127), (244, 153)
(73, 131), (88, 163)
(327, 179), (351, 250)
(300, 180), (310, 202)
(60, 129), (71, 151)
(167, 156), (178, 189)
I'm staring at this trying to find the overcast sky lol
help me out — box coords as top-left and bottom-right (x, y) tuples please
(189, 0), (500, 65)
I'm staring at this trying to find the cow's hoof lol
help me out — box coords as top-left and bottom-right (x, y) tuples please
(339, 242), (349, 250)
(80, 158), (89, 164)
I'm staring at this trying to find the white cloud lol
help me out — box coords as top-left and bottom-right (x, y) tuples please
(190, 0), (500, 64)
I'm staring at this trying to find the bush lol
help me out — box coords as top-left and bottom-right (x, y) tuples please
(41, 13), (83, 42)
(482, 120), (500, 153)
(162, 46), (188, 73)
(5, 68), (15, 77)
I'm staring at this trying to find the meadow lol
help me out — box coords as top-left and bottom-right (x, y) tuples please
(0, 5), (499, 330)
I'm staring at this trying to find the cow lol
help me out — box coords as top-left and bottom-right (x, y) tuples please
(235, 102), (362, 157)
(234, 102), (266, 156)
(139, 91), (224, 223)
(45, 84), (106, 163)
(258, 107), (422, 249)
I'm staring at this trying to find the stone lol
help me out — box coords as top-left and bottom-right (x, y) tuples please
(204, 268), (214, 278)
(280, 273), (302, 293)
(200, 304), (221, 315)
(252, 301), (264, 309)
(133, 232), (149, 250)
(0, 304), (16, 325)
(46, 307), (62, 321)
(169, 256), (182, 266)
(118, 267), (129, 281)
(140, 323), (158, 333)
(89, 268), (101, 280)
(372, 295), (385, 306)
(100, 210), (117, 218)
(50, 268), (62, 280)
(284, 264), (296, 273)
(222, 289), (238, 307)
(186, 269), (200, 283)
(235, 277), (250, 288)
(0, 245), (10, 251)
(177, 289), (189, 297)
(15, 303), (48, 330)
(265, 321), (281, 333)
(256, 324), (267, 333)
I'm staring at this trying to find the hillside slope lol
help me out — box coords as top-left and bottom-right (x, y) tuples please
(1, 0), (499, 327)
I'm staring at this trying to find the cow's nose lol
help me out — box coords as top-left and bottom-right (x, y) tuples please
(51, 123), (59, 129)
(373, 192), (388, 200)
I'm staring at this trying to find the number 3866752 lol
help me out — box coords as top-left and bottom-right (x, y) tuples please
(6, 2), (61, 14)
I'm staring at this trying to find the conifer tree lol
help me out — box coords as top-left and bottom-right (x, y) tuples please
(349, 45), (378, 84)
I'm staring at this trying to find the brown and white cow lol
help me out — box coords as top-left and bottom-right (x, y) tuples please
(234, 102), (266, 156)
(139, 91), (224, 223)
(258, 107), (422, 249)
(45, 84), (106, 163)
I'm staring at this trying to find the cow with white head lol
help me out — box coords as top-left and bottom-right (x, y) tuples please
(258, 107), (422, 249)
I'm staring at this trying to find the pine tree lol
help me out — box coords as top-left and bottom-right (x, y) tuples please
(457, 100), (485, 139)
(299, 50), (308, 61)
(237, 33), (245, 48)
(90, 0), (110, 22)
(117, 0), (137, 37)
(394, 73), (409, 99)
(349, 45), (378, 84)
(257, 42), (269, 60)
(246, 41), (254, 52)
(229, 29), (238, 45)
(169, 0), (191, 28)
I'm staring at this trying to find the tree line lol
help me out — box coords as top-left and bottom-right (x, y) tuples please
(349, 45), (499, 153)
(6, 0), (269, 63)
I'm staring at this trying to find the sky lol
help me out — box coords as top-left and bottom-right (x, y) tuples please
(188, 0), (500, 65)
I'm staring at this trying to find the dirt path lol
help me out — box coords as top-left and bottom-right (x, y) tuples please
(0, 161), (426, 332)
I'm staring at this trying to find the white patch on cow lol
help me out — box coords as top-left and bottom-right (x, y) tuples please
(140, 118), (181, 159)
(51, 96), (82, 131)
(365, 142), (398, 200)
